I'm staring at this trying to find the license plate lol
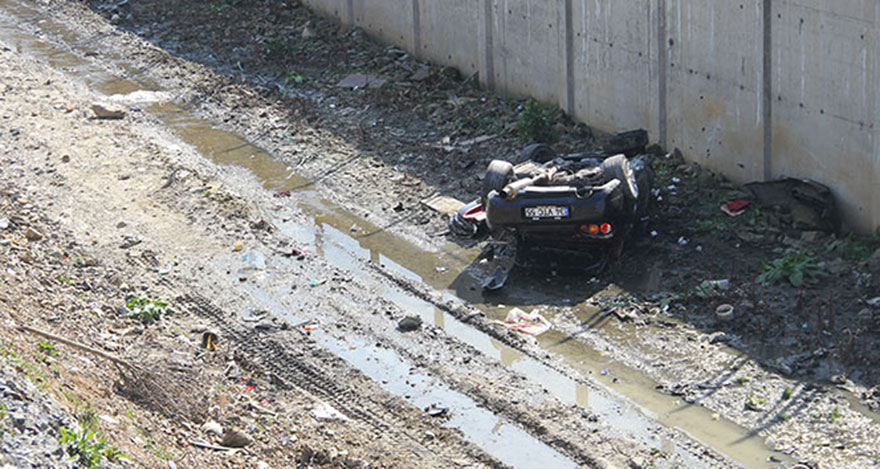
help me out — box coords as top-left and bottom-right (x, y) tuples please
(523, 205), (570, 219)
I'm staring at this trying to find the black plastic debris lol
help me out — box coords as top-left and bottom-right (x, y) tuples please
(746, 177), (839, 232)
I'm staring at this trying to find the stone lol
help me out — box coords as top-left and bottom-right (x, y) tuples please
(200, 420), (223, 437)
(24, 228), (42, 241)
(397, 316), (422, 332)
(91, 104), (126, 119)
(219, 429), (252, 448)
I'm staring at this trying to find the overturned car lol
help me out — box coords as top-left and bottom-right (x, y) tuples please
(479, 130), (654, 272)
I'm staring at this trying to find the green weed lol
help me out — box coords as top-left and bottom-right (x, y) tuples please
(59, 426), (124, 469)
(826, 229), (880, 261)
(285, 70), (307, 86)
(265, 36), (297, 59)
(828, 406), (841, 423)
(756, 251), (821, 287)
(782, 387), (794, 400)
(744, 393), (764, 411)
(57, 274), (72, 286)
(695, 219), (730, 234)
(125, 297), (173, 324)
(516, 98), (560, 143)
(38, 340), (57, 358)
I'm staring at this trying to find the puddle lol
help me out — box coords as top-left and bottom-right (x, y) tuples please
(0, 2), (795, 467)
(244, 286), (578, 469)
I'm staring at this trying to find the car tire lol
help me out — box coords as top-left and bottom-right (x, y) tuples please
(482, 160), (514, 208)
(601, 154), (639, 202)
(517, 143), (556, 164)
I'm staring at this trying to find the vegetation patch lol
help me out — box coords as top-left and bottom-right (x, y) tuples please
(756, 251), (821, 287)
(125, 296), (174, 324)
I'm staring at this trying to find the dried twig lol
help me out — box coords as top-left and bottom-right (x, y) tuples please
(18, 325), (138, 372)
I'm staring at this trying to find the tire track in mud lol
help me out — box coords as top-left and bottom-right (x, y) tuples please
(120, 254), (505, 467)
(176, 292), (506, 469)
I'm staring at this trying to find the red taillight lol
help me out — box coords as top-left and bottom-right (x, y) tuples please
(600, 223), (613, 235)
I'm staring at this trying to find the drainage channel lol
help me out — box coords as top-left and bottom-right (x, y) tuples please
(243, 286), (577, 469)
(0, 2), (789, 467)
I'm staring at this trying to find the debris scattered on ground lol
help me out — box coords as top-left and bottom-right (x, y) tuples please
(500, 308), (550, 336)
(421, 195), (465, 216)
(335, 74), (386, 89)
(746, 178), (839, 232)
(720, 199), (750, 217)
(481, 265), (508, 291)
(311, 402), (349, 422)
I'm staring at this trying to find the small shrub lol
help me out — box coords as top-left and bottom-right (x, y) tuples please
(828, 405), (841, 423)
(756, 251), (821, 287)
(59, 426), (124, 469)
(826, 229), (880, 262)
(782, 387), (794, 399)
(125, 297), (173, 324)
(37, 340), (57, 358)
(516, 99), (560, 143)
(744, 393), (764, 411)
(265, 37), (297, 59)
(285, 70), (307, 86)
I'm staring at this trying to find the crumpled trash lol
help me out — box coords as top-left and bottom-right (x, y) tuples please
(424, 403), (449, 418)
(201, 331), (219, 351)
(311, 402), (349, 421)
(481, 265), (508, 291)
(240, 309), (267, 322)
(500, 308), (550, 336)
(720, 199), (750, 217)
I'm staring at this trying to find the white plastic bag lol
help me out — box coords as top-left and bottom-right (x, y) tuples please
(502, 307), (550, 336)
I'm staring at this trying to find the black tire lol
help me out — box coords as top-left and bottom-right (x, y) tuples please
(601, 154), (639, 202)
(517, 143), (556, 164)
(482, 160), (514, 207)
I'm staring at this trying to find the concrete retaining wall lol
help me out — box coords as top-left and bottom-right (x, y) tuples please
(302, 0), (880, 233)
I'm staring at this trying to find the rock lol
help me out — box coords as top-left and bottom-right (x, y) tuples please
(200, 420), (223, 437)
(256, 462), (271, 469)
(219, 429), (252, 448)
(397, 316), (422, 332)
(91, 104), (126, 119)
(60, 154), (70, 163)
(311, 402), (349, 422)
(867, 297), (880, 308)
(0, 218), (8, 230)
(24, 228), (42, 241)
(800, 230), (822, 242)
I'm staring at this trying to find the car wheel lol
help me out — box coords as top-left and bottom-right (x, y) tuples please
(517, 143), (556, 164)
(482, 160), (514, 207)
(601, 154), (639, 202)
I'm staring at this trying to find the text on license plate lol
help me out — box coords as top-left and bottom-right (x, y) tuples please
(523, 205), (570, 219)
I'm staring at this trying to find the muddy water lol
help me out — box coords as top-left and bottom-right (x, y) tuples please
(0, 2), (790, 467)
